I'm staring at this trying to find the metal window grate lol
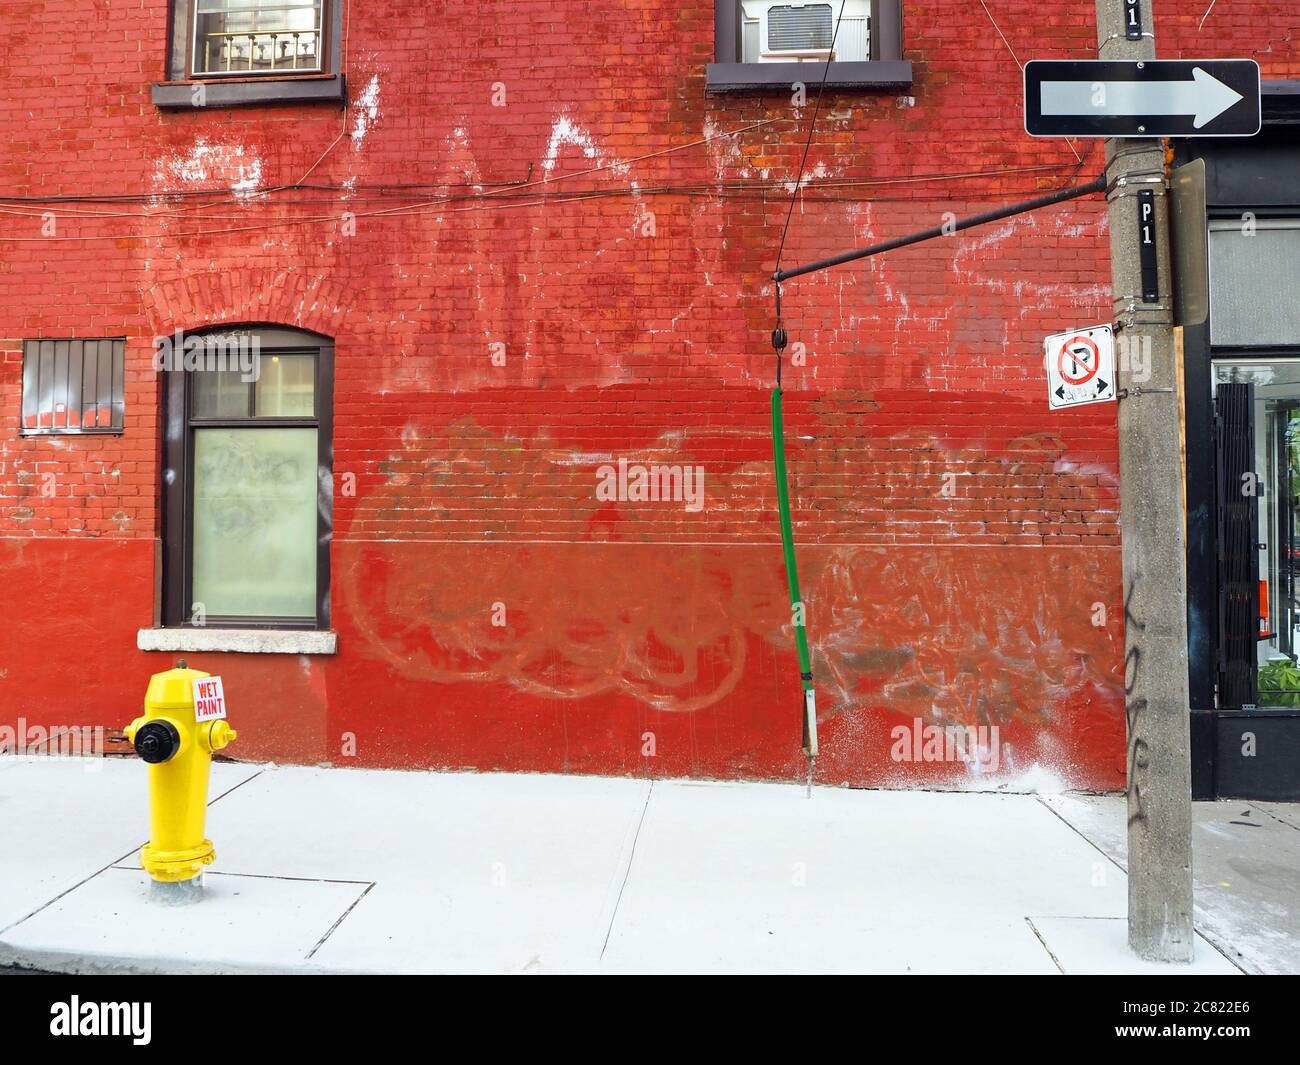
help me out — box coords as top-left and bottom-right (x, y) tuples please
(768, 4), (835, 51)
(193, 0), (324, 76)
(21, 338), (125, 435)
(1216, 381), (1259, 707)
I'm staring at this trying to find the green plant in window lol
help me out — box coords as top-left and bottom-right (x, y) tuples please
(1287, 421), (1300, 497)
(1258, 658), (1300, 707)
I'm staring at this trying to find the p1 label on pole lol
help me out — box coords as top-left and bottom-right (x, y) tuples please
(193, 676), (227, 722)
(1045, 326), (1116, 410)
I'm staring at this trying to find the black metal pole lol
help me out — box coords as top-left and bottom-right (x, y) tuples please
(773, 175), (1107, 283)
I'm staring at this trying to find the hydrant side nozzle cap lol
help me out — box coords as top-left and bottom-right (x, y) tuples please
(134, 720), (181, 764)
(208, 720), (237, 751)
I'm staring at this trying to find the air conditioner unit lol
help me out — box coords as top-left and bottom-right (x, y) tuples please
(740, 0), (870, 63)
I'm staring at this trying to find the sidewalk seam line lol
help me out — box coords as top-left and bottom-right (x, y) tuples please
(0, 767), (264, 939)
(1034, 794), (1129, 872)
(1254, 804), (1300, 833)
(599, 779), (653, 962)
(0, 841), (145, 937)
(305, 882), (376, 961)
(106, 868), (374, 886)
(1034, 795), (1249, 975)
(207, 767), (265, 806)
(1024, 917), (1066, 974)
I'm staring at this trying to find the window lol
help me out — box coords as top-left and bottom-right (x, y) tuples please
(162, 327), (333, 630)
(21, 339), (124, 436)
(154, 0), (345, 110)
(708, 0), (911, 93)
(744, 2), (866, 63)
(1211, 361), (1300, 708)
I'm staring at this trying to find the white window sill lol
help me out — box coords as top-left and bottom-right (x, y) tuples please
(137, 628), (337, 655)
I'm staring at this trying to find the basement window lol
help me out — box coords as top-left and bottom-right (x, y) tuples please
(153, 0), (346, 110)
(708, 0), (912, 93)
(20, 339), (124, 436)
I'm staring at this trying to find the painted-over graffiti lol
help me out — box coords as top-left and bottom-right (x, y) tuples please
(335, 416), (1125, 760)
(1123, 576), (1150, 826)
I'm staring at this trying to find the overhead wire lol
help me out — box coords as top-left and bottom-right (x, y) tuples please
(0, 131), (1087, 242)
(0, 162), (1088, 229)
(0, 119), (782, 241)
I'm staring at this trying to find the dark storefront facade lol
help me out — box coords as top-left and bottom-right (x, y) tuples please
(1183, 82), (1300, 801)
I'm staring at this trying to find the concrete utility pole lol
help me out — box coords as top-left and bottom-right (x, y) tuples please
(1096, 0), (1195, 961)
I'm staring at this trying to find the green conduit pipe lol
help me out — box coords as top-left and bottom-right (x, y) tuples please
(771, 386), (818, 791)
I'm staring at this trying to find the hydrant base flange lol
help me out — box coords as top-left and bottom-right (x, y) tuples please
(141, 840), (216, 883)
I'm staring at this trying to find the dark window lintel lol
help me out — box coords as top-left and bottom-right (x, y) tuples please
(152, 73), (346, 110)
(706, 60), (912, 94)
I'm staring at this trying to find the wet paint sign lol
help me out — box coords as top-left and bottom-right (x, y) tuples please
(192, 676), (227, 722)
(1045, 325), (1116, 410)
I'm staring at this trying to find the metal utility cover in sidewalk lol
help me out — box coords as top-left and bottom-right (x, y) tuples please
(1024, 60), (1261, 138)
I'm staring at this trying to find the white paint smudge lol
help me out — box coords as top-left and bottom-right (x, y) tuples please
(156, 137), (263, 196)
(352, 75), (381, 148)
(543, 115), (628, 177)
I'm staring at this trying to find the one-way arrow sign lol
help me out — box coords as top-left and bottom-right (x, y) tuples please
(1025, 59), (1260, 138)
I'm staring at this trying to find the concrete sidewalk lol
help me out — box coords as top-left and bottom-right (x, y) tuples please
(0, 756), (1292, 975)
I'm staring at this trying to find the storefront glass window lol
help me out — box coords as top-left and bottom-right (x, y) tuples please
(1213, 361), (1300, 707)
(1209, 219), (1300, 347)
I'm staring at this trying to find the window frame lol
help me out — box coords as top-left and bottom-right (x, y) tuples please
(161, 326), (334, 631)
(154, 0), (345, 110)
(707, 0), (912, 94)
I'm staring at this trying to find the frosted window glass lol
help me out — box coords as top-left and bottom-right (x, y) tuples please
(1209, 220), (1300, 347)
(192, 428), (317, 618)
(192, 370), (248, 417)
(255, 354), (315, 416)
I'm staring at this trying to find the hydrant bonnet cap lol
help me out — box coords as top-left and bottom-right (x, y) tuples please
(145, 666), (210, 710)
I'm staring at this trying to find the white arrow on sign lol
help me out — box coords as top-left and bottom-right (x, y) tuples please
(1040, 66), (1244, 129)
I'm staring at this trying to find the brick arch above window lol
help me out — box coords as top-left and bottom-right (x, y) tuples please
(140, 268), (353, 342)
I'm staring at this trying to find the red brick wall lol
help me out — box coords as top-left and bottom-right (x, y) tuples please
(1, 2), (1296, 787)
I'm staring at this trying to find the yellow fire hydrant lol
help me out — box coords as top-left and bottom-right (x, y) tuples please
(124, 663), (236, 895)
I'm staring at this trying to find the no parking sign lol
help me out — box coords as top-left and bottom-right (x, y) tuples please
(1044, 325), (1116, 410)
